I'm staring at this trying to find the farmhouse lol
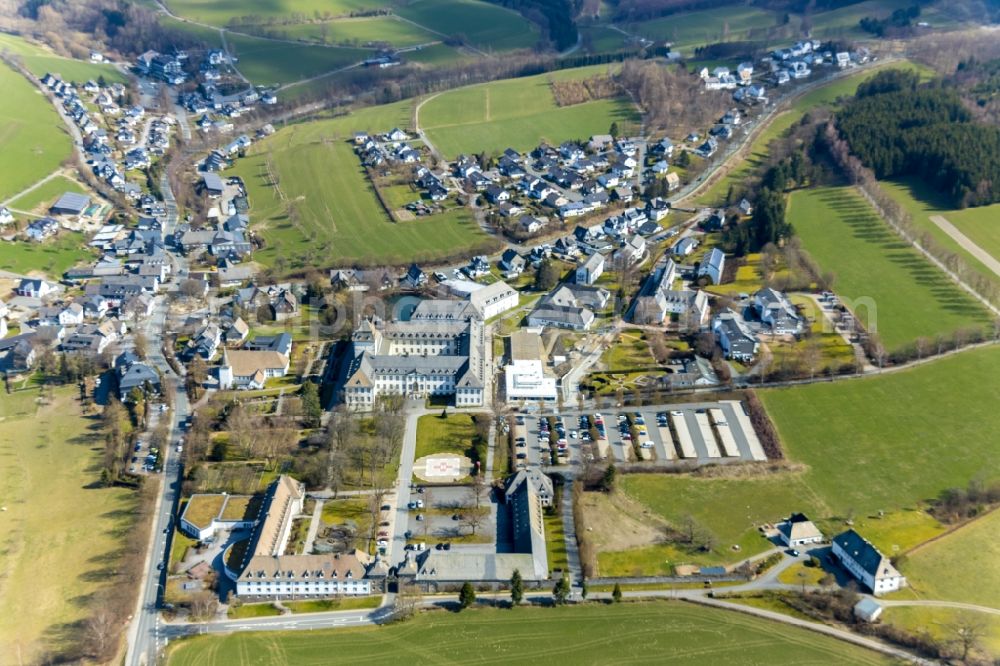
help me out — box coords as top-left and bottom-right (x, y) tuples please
(17, 278), (55, 299)
(776, 513), (823, 547)
(832, 529), (907, 595)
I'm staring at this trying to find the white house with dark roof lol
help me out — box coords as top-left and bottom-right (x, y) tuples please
(777, 513), (823, 547)
(697, 248), (726, 284)
(832, 529), (906, 595)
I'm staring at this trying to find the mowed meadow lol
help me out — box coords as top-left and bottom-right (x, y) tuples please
(229, 101), (496, 271)
(788, 186), (991, 352)
(0, 61), (72, 202)
(419, 65), (640, 158)
(0, 388), (136, 663)
(166, 602), (893, 665)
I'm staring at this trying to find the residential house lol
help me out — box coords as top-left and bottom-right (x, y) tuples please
(831, 529), (907, 595)
(697, 248), (726, 285)
(223, 317), (250, 344)
(753, 287), (803, 335)
(499, 249), (526, 277)
(115, 350), (161, 401)
(575, 252), (605, 285)
(777, 513), (823, 547)
(218, 348), (290, 390)
(612, 234), (646, 267)
(403, 264), (427, 289)
(16, 278), (55, 299)
(25, 217), (59, 241)
(527, 284), (609, 331)
(712, 310), (758, 361)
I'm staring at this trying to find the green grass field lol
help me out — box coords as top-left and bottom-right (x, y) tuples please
(226, 33), (369, 86)
(882, 606), (1000, 659)
(266, 16), (438, 47)
(164, 0), (386, 25)
(627, 6), (784, 51)
(396, 0), (539, 51)
(880, 179), (1000, 290)
(901, 509), (1000, 608)
(230, 106), (495, 270)
(414, 413), (480, 460)
(603, 346), (1000, 571)
(0, 62), (72, 202)
(0, 232), (94, 277)
(8, 175), (86, 215)
(0, 388), (135, 663)
(167, 602), (892, 665)
(420, 66), (639, 158)
(0, 33), (127, 84)
(789, 186), (990, 352)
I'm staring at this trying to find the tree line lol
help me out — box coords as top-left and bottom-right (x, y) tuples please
(838, 69), (1000, 208)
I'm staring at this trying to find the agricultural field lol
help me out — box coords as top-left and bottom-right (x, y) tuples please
(625, 6), (784, 52)
(225, 33), (369, 86)
(882, 606), (1000, 660)
(265, 16), (438, 48)
(0, 62), (72, 203)
(900, 509), (1000, 608)
(882, 178), (1000, 281)
(789, 186), (990, 352)
(229, 108), (496, 270)
(0, 388), (135, 664)
(163, 0), (387, 25)
(420, 66), (639, 158)
(0, 33), (127, 84)
(0, 233), (94, 277)
(166, 601), (893, 665)
(7, 175), (87, 215)
(395, 0), (539, 52)
(594, 345), (1000, 572)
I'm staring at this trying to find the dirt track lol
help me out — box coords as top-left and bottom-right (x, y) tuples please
(930, 214), (1000, 279)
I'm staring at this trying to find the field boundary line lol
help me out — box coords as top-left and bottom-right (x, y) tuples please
(902, 503), (1000, 558)
(929, 214), (1000, 279)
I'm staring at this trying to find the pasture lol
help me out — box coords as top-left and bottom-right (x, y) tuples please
(788, 186), (990, 352)
(901, 509), (1000, 608)
(395, 0), (539, 52)
(882, 607), (1000, 659)
(0, 62), (72, 203)
(163, 0), (386, 25)
(626, 6), (783, 51)
(0, 33), (127, 84)
(420, 66), (639, 158)
(598, 345), (1000, 571)
(8, 174), (87, 215)
(225, 33), (368, 86)
(266, 16), (438, 47)
(229, 109), (495, 270)
(166, 602), (892, 665)
(0, 232), (94, 277)
(0, 388), (135, 664)
(882, 178), (1000, 274)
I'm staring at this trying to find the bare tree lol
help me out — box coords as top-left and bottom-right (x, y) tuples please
(468, 475), (489, 510)
(460, 506), (488, 536)
(950, 618), (984, 662)
(83, 608), (117, 661)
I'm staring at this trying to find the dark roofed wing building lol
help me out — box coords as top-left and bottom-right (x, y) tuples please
(831, 529), (906, 595)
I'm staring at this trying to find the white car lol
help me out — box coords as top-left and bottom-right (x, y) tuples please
(641, 441), (654, 449)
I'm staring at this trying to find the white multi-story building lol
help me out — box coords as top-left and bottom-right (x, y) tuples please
(468, 280), (519, 320)
(343, 304), (488, 409)
(832, 529), (907, 596)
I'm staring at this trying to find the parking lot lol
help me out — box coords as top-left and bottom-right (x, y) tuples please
(510, 400), (767, 469)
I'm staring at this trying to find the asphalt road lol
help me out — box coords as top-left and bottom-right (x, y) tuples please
(125, 175), (192, 666)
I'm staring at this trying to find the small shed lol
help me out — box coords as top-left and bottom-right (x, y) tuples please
(854, 597), (883, 623)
